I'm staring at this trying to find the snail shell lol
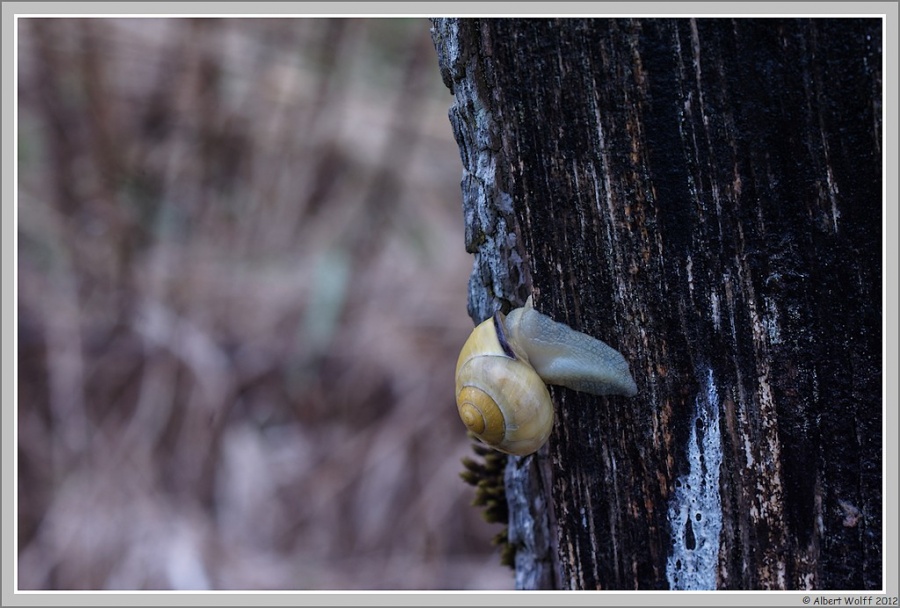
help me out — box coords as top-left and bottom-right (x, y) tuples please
(455, 312), (554, 456)
(455, 296), (637, 456)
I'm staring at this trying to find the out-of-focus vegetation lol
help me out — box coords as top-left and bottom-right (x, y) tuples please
(17, 17), (510, 590)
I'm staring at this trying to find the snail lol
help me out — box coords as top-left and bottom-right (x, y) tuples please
(455, 296), (638, 456)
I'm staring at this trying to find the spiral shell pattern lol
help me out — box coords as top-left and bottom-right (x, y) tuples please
(454, 313), (554, 456)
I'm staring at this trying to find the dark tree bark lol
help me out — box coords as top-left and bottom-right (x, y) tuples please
(432, 18), (882, 591)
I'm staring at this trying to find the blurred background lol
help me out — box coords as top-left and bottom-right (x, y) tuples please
(16, 17), (512, 590)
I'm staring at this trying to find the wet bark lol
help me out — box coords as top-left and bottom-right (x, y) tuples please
(432, 18), (882, 591)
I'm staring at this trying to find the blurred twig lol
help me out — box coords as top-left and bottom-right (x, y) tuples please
(17, 17), (510, 590)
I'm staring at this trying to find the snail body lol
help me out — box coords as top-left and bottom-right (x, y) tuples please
(455, 296), (637, 456)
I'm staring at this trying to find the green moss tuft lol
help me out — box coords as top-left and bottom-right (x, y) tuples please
(459, 435), (515, 569)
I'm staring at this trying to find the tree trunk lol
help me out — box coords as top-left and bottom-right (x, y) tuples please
(431, 18), (882, 591)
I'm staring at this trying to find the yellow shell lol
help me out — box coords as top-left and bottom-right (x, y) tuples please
(454, 313), (554, 456)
